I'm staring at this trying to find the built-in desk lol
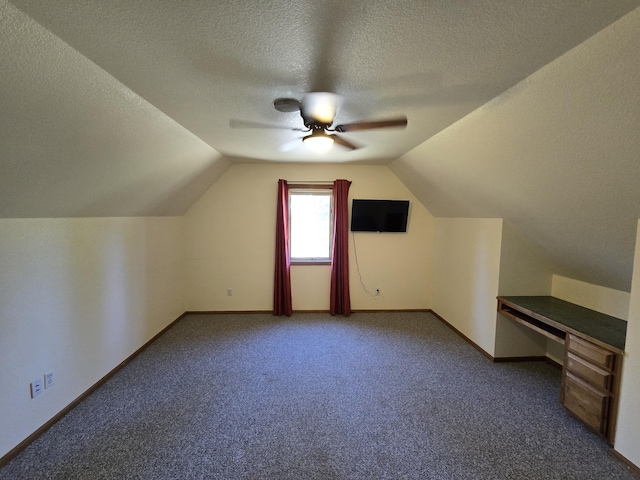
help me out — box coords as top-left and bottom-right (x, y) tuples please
(497, 296), (627, 443)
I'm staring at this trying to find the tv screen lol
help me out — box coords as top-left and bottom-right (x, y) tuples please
(350, 199), (409, 233)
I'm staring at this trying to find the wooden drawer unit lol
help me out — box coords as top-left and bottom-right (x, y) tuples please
(563, 372), (609, 434)
(567, 334), (615, 369)
(565, 352), (612, 390)
(562, 334), (621, 442)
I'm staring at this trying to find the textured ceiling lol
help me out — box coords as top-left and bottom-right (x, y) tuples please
(5, 0), (640, 164)
(1, 0), (640, 290)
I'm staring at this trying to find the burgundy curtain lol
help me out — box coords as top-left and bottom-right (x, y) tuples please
(273, 179), (292, 316)
(330, 179), (352, 316)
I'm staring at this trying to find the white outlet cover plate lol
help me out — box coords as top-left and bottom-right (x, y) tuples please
(31, 379), (43, 398)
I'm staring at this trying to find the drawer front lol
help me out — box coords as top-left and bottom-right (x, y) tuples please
(565, 352), (612, 390)
(563, 373), (609, 434)
(567, 335), (614, 370)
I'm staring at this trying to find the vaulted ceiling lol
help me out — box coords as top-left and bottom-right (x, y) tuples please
(1, 1), (639, 290)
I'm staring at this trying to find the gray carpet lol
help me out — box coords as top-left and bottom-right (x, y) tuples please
(1, 312), (636, 479)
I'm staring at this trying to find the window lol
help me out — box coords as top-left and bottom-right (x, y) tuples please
(289, 186), (334, 264)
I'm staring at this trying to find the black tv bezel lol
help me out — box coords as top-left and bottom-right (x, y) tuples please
(350, 199), (410, 233)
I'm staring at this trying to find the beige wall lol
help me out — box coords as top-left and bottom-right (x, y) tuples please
(494, 222), (553, 358)
(497, 223), (554, 297)
(0, 217), (185, 459)
(552, 275), (630, 320)
(614, 220), (640, 464)
(184, 163), (434, 312)
(432, 218), (503, 355)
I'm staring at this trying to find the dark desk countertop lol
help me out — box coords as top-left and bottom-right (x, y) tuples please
(499, 296), (627, 351)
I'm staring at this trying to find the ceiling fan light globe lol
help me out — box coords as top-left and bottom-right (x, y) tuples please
(303, 135), (334, 153)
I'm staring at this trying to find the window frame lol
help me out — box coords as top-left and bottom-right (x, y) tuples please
(288, 184), (334, 265)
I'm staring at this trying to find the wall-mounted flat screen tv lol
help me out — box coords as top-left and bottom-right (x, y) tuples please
(350, 199), (410, 233)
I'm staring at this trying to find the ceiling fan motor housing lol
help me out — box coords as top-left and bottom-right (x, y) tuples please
(301, 92), (342, 125)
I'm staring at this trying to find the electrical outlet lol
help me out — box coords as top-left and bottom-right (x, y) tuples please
(44, 370), (54, 389)
(227, 288), (233, 296)
(30, 378), (43, 398)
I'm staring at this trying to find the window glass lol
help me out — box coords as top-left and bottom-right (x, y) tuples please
(289, 190), (333, 262)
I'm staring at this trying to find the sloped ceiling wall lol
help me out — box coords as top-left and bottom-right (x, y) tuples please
(0, 0), (229, 217)
(391, 8), (640, 292)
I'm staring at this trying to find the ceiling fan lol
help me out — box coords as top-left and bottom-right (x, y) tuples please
(230, 92), (407, 152)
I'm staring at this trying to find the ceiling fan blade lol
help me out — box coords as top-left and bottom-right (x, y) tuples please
(331, 134), (359, 150)
(229, 119), (308, 132)
(333, 116), (408, 133)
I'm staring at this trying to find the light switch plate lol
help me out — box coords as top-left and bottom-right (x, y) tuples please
(44, 370), (54, 389)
